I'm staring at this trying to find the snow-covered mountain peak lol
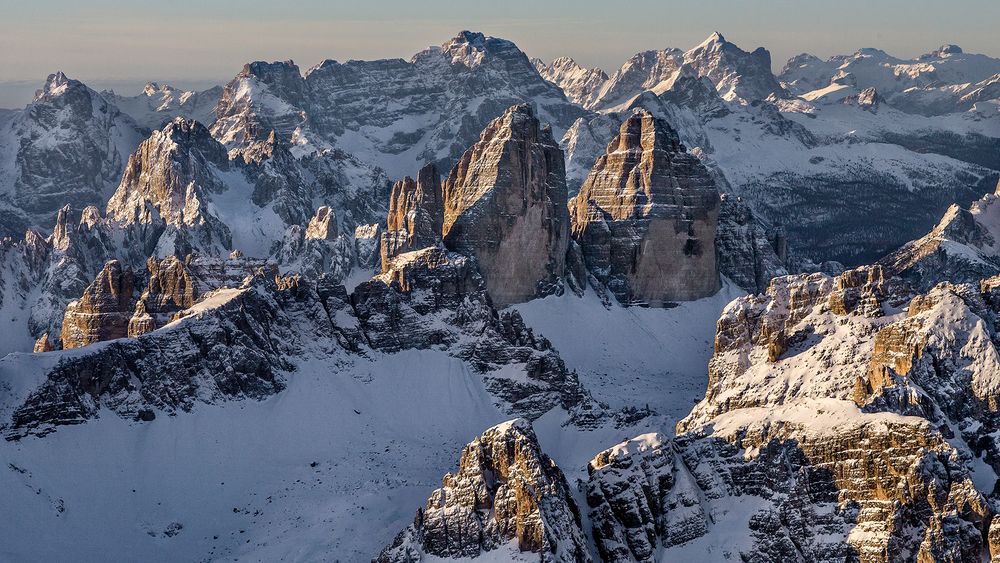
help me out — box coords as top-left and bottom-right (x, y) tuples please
(681, 32), (785, 102)
(414, 30), (524, 70)
(141, 82), (162, 96)
(33, 71), (82, 102)
(693, 31), (727, 51)
(924, 44), (964, 59)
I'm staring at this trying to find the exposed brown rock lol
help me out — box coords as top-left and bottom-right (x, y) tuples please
(377, 418), (590, 562)
(105, 117), (233, 254)
(33, 333), (54, 353)
(60, 260), (136, 349)
(441, 104), (570, 307)
(571, 110), (721, 306)
(127, 254), (270, 337)
(305, 206), (337, 241)
(380, 163), (443, 270)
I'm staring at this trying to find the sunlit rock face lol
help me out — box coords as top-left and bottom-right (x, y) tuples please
(376, 418), (591, 563)
(441, 104), (570, 307)
(665, 263), (1000, 562)
(571, 110), (721, 306)
(60, 260), (136, 349)
(380, 163), (444, 269)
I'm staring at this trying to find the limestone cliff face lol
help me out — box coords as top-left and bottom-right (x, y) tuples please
(60, 260), (135, 349)
(571, 110), (721, 306)
(127, 254), (269, 337)
(663, 264), (1000, 562)
(379, 163), (443, 269)
(441, 104), (570, 307)
(377, 418), (591, 563)
(274, 207), (353, 280)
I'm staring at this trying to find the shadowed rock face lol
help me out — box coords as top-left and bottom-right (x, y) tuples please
(126, 254), (269, 338)
(586, 433), (708, 562)
(441, 104), (570, 307)
(716, 193), (788, 293)
(60, 260), (136, 349)
(5, 72), (144, 234)
(571, 110), (721, 306)
(379, 163), (443, 269)
(376, 418), (591, 563)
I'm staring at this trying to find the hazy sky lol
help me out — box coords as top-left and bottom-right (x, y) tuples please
(2, 0), (999, 106)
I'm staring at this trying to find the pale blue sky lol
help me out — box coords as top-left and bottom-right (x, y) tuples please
(2, 0), (999, 105)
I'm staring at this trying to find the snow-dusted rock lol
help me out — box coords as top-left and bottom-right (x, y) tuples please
(352, 246), (604, 425)
(377, 418), (591, 562)
(586, 433), (707, 562)
(779, 44), (1000, 115)
(212, 31), (585, 181)
(535, 57), (609, 109)
(880, 183), (1000, 291)
(105, 82), (222, 131)
(106, 117), (235, 256)
(0, 72), (145, 235)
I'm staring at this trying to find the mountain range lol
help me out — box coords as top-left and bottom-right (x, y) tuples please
(2, 30), (1000, 562)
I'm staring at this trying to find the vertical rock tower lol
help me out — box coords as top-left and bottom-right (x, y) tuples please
(441, 104), (570, 307)
(571, 110), (721, 306)
(380, 163), (444, 270)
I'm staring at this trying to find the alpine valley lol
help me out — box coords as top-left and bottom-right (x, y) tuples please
(2, 29), (1000, 563)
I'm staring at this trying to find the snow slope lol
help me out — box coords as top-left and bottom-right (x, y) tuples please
(1, 279), (747, 561)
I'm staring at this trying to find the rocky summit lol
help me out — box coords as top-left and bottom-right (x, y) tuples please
(5, 22), (1000, 563)
(571, 109), (721, 306)
(377, 418), (591, 562)
(442, 104), (570, 306)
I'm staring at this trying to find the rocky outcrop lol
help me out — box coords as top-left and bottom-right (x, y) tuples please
(680, 32), (786, 102)
(571, 110), (721, 306)
(880, 186), (1000, 292)
(380, 163), (443, 269)
(377, 418), (591, 563)
(5, 272), (332, 439)
(274, 206), (353, 279)
(212, 31), (585, 182)
(127, 254), (269, 337)
(353, 246), (604, 425)
(33, 333), (55, 353)
(105, 117), (234, 255)
(662, 261), (1000, 562)
(305, 206), (337, 241)
(586, 433), (707, 562)
(442, 104), (570, 306)
(535, 56), (610, 109)
(693, 265), (905, 419)
(60, 260), (136, 349)
(679, 416), (989, 563)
